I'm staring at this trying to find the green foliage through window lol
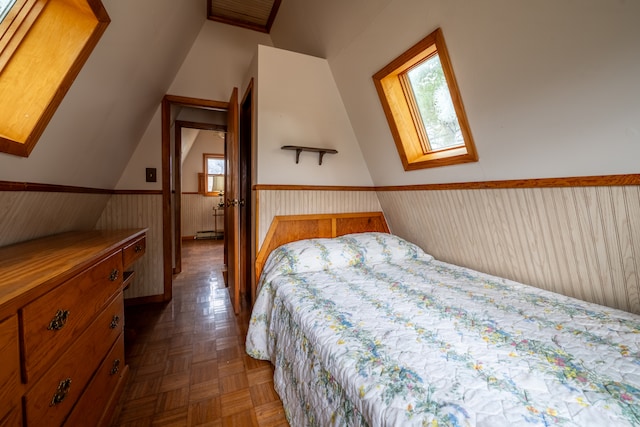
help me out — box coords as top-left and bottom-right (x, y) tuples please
(407, 54), (463, 151)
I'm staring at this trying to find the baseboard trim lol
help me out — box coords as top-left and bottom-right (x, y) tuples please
(124, 294), (166, 306)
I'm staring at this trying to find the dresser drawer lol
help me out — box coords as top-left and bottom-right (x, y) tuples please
(0, 406), (22, 426)
(64, 335), (125, 427)
(0, 315), (20, 424)
(21, 250), (124, 382)
(23, 293), (124, 427)
(123, 235), (145, 268)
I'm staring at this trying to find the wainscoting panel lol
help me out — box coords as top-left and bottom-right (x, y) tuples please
(0, 191), (110, 247)
(257, 190), (382, 248)
(95, 194), (164, 299)
(181, 194), (221, 238)
(377, 186), (640, 314)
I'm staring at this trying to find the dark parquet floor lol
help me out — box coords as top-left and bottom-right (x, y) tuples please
(109, 239), (288, 426)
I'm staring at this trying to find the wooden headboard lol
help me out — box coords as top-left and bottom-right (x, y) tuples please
(255, 211), (389, 289)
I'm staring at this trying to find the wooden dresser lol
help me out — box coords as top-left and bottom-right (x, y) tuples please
(0, 229), (147, 426)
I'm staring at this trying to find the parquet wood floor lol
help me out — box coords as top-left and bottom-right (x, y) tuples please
(109, 239), (289, 427)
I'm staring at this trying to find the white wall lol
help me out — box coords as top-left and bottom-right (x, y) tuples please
(256, 45), (374, 186)
(328, 0), (640, 185)
(182, 131), (224, 192)
(116, 21), (272, 190)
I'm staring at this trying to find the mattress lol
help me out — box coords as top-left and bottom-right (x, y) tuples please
(246, 232), (640, 426)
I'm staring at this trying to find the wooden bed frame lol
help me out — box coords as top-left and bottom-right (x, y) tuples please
(255, 212), (389, 291)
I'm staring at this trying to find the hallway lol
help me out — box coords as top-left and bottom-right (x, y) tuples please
(110, 239), (288, 426)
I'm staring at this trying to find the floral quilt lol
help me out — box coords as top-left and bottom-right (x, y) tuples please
(246, 232), (640, 426)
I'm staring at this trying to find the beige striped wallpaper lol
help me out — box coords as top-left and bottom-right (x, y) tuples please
(181, 193), (223, 237)
(95, 194), (164, 299)
(0, 191), (110, 247)
(3, 184), (636, 314)
(378, 186), (640, 314)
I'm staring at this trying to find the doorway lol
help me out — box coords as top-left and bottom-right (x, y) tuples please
(161, 95), (233, 303)
(174, 120), (226, 275)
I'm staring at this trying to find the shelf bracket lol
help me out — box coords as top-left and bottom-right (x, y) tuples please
(281, 145), (338, 165)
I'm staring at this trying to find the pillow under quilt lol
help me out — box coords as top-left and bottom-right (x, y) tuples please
(260, 232), (433, 280)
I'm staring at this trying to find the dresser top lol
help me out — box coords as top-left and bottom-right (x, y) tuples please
(0, 229), (146, 317)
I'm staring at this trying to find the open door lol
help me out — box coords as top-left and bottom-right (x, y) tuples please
(225, 87), (241, 314)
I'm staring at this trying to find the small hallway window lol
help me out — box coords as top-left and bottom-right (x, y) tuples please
(204, 154), (224, 196)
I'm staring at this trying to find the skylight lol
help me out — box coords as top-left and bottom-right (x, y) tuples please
(0, 0), (16, 23)
(0, 0), (110, 157)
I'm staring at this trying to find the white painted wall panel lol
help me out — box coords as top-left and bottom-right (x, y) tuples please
(256, 45), (374, 186)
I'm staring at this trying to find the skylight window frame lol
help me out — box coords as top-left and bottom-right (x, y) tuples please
(0, 0), (110, 157)
(0, 0), (18, 23)
(0, 0), (45, 70)
(373, 28), (478, 170)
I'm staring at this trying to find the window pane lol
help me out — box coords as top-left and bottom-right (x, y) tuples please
(0, 0), (16, 23)
(207, 158), (224, 175)
(407, 54), (463, 151)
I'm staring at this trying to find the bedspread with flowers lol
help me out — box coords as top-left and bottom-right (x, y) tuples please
(246, 232), (640, 426)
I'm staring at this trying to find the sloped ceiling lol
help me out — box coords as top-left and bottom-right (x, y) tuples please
(207, 0), (281, 33)
(269, 0), (391, 60)
(0, 0), (389, 190)
(0, 0), (205, 189)
(205, 0), (391, 60)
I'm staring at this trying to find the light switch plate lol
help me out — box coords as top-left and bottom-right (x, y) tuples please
(146, 168), (157, 182)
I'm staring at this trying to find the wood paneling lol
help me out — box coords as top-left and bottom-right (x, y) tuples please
(375, 173), (640, 191)
(256, 190), (382, 249)
(95, 194), (164, 300)
(377, 186), (640, 314)
(207, 0), (281, 33)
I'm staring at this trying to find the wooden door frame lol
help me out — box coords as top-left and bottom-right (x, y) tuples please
(161, 95), (228, 301)
(240, 79), (254, 306)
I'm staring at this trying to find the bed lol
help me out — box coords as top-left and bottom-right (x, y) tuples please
(247, 212), (640, 426)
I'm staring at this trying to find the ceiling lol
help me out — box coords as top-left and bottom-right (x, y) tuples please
(207, 0), (281, 33)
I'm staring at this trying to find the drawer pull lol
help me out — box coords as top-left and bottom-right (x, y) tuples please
(134, 244), (143, 253)
(109, 315), (120, 329)
(47, 309), (70, 331)
(50, 378), (72, 406)
(109, 269), (119, 281)
(110, 359), (121, 375)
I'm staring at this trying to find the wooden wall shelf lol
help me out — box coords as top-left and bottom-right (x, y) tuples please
(281, 145), (338, 165)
